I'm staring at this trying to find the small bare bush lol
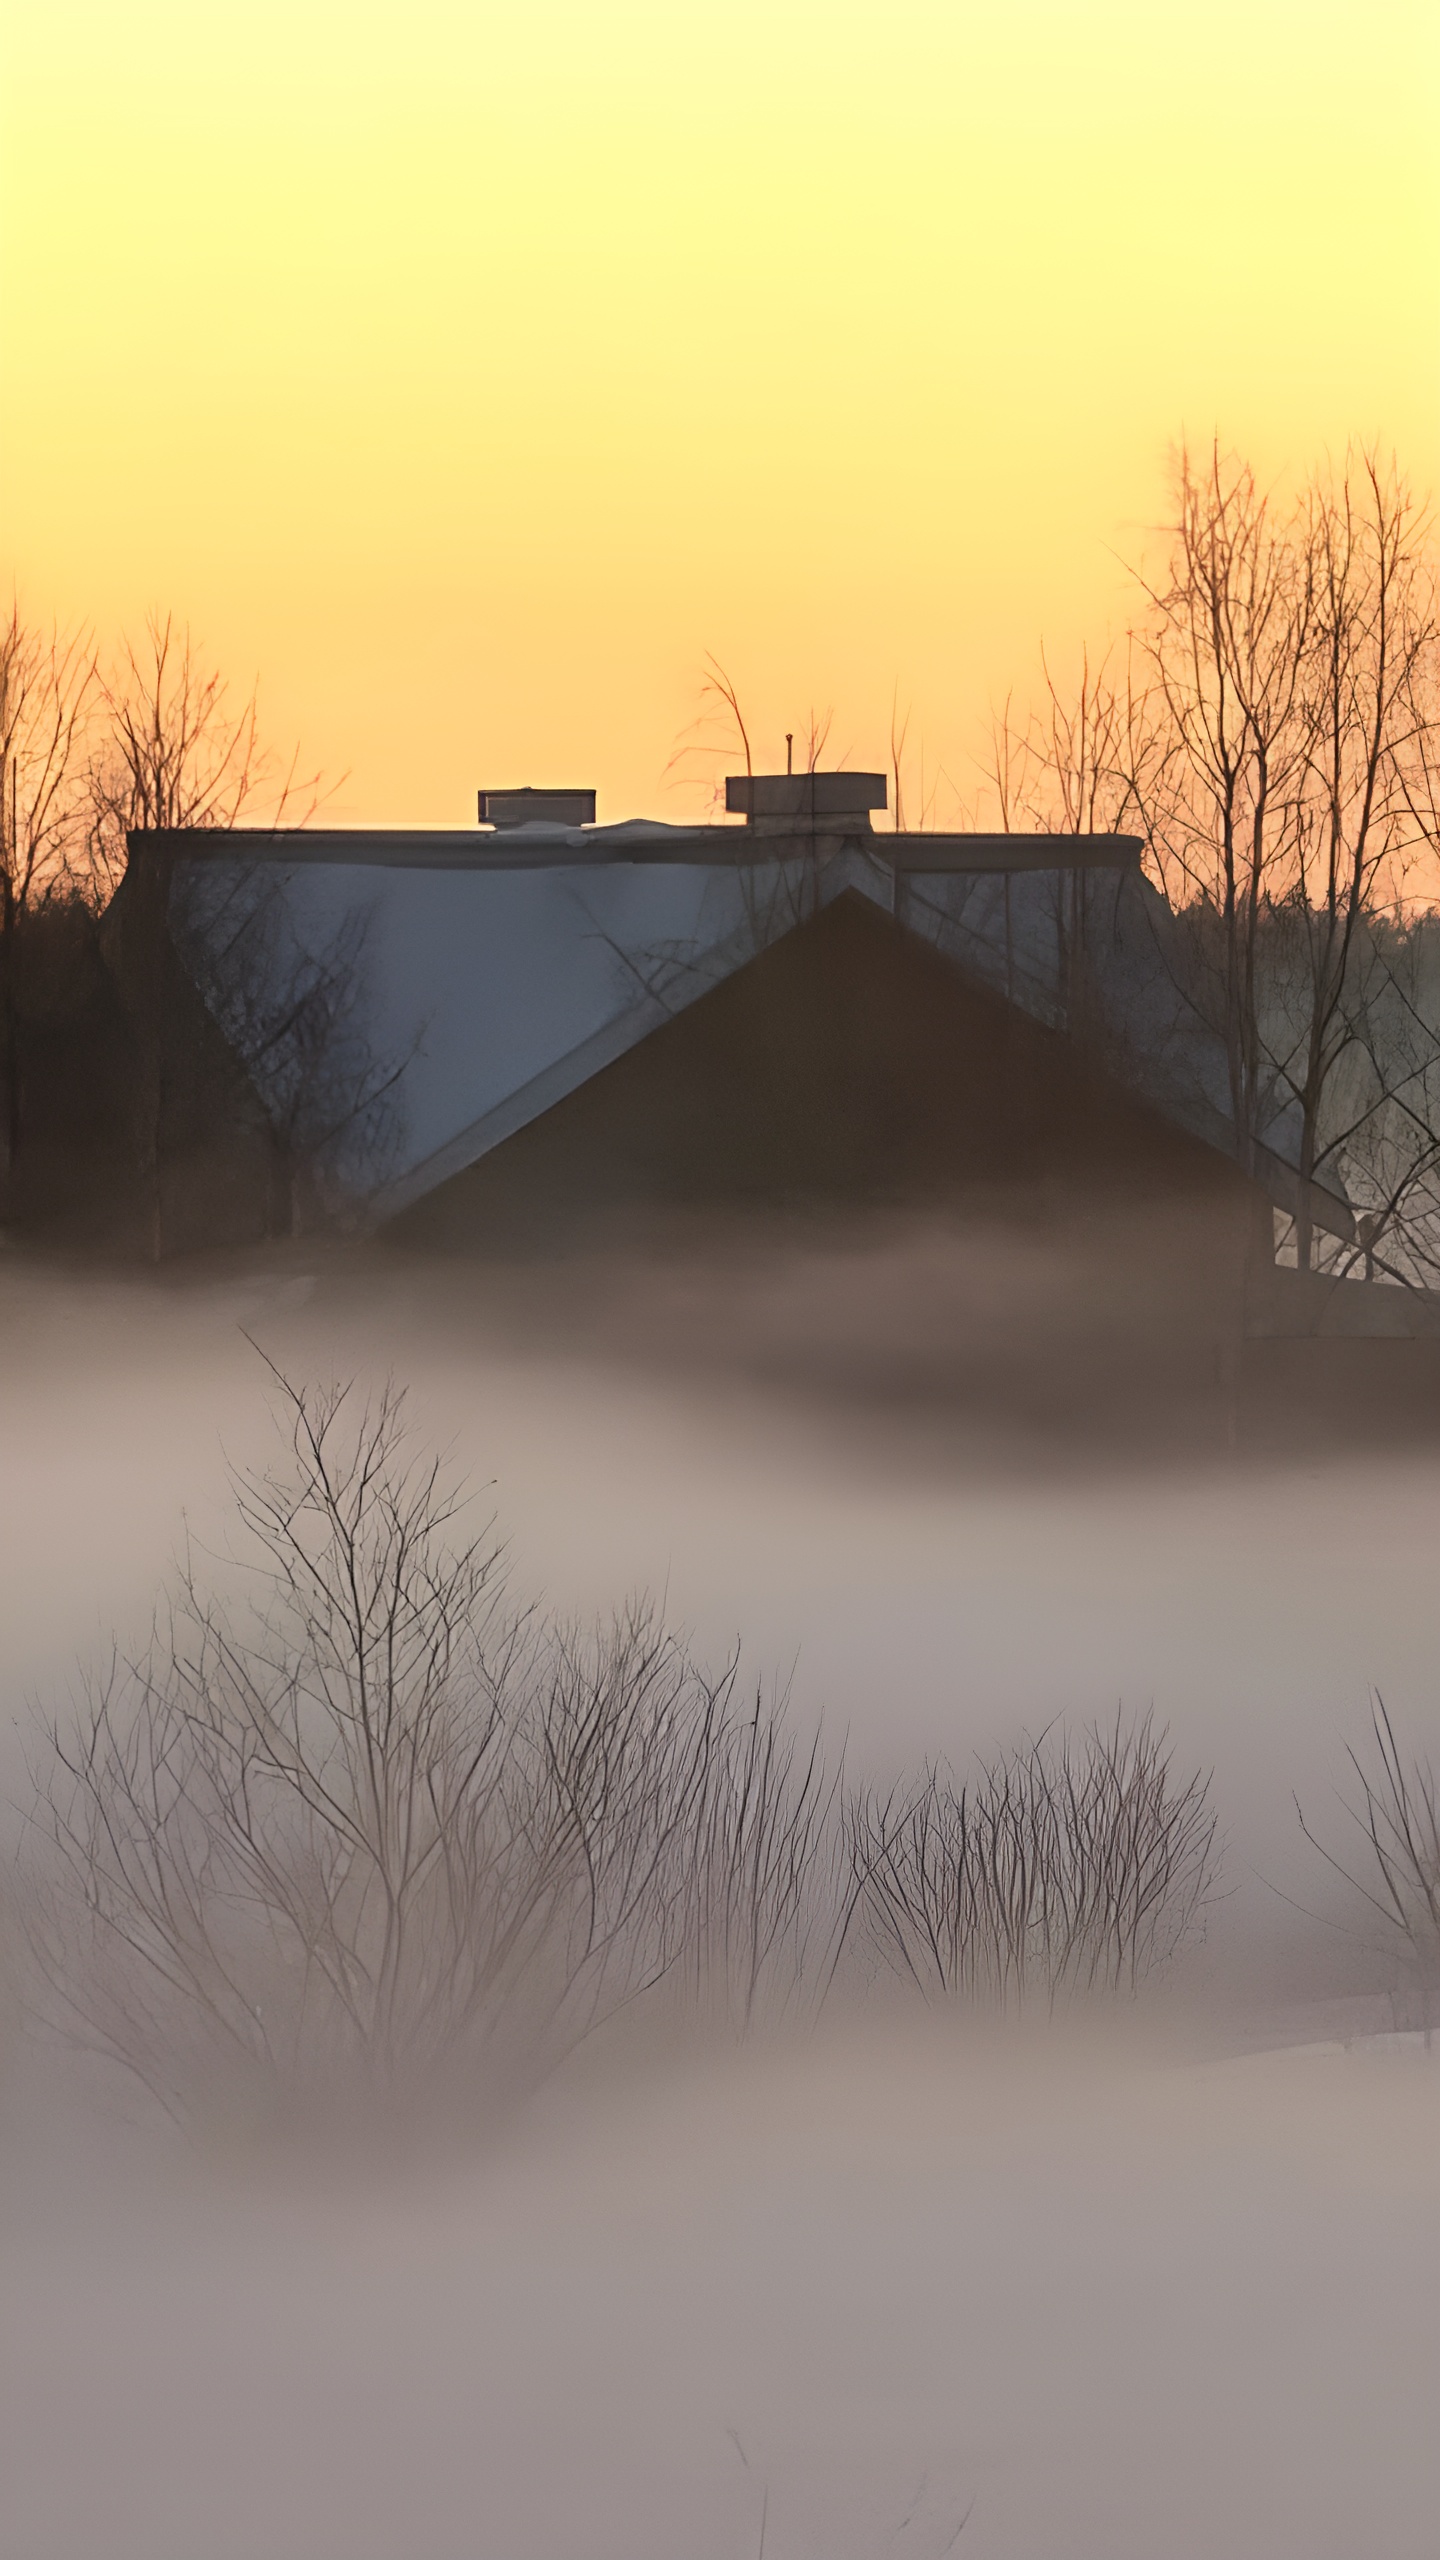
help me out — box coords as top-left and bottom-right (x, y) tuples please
(1297, 1697), (1440, 2028)
(849, 1716), (1218, 2008)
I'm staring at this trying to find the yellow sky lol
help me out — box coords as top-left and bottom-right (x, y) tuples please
(3, 0), (1437, 825)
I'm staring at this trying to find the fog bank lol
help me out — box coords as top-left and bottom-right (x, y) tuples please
(4, 1236), (1439, 1976)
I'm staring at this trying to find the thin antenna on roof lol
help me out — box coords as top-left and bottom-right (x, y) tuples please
(785, 732), (793, 775)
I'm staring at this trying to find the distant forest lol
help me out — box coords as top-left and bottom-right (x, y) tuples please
(2, 442), (1439, 1276)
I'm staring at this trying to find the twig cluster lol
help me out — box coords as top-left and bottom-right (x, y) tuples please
(849, 1717), (1218, 2007)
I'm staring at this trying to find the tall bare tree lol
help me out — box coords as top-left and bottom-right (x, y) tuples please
(0, 607), (96, 1188)
(1276, 457), (1439, 1264)
(171, 858), (410, 1234)
(1123, 446), (1315, 1173)
(981, 642), (1155, 1034)
(1131, 448), (1440, 1261)
(93, 615), (316, 1255)
(87, 612), (299, 883)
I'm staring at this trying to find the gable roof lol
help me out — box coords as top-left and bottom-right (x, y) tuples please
(393, 886), (1274, 1254)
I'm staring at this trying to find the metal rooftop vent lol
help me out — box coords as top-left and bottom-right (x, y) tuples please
(726, 772), (887, 831)
(478, 787), (597, 829)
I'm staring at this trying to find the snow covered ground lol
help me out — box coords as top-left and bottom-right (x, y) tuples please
(3, 2023), (1436, 2560)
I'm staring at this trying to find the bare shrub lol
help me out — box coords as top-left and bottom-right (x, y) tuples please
(20, 1374), (1224, 2126)
(1297, 1697), (1440, 2029)
(527, 1627), (848, 2038)
(850, 1716), (1219, 2008)
(679, 1688), (849, 2031)
(19, 1370), (848, 2125)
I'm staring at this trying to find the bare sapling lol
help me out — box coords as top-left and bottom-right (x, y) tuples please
(849, 1714), (1218, 2008)
(1296, 1696), (1440, 2030)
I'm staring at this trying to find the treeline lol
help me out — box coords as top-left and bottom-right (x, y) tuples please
(972, 445), (1440, 1282)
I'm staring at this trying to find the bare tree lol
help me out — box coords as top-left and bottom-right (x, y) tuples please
(662, 652), (755, 813)
(87, 612), (310, 886)
(850, 1716), (1218, 2009)
(1274, 457), (1439, 1266)
(170, 859), (409, 1234)
(1123, 446), (1314, 1173)
(1129, 448), (1440, 1260)
(0, 607), (97, 1189)
(981, 642), (1156, 1034)
(1290, 905), (1440, 1286)
(92, 615), (320, 1255)
(982, 645), (1148, 844)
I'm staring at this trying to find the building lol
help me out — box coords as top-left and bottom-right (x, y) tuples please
(83, 778), (1440, 1444)
(133, 770), (1351, 1277)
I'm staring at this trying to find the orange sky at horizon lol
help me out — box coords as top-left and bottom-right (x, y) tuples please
(3, 0), (1437, 830)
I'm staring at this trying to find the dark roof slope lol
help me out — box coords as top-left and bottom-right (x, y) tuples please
(392, 889), (1262, 1264)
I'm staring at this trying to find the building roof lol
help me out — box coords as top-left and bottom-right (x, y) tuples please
(135, 795), (1351, 1241)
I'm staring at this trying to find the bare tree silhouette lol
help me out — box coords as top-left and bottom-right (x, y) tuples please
(171, 859), (410, 1233)
(93, 616), (322, 1253)
(0, 607), (97, 1189)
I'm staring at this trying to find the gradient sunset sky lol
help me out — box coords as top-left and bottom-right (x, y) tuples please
(3, 0), (1437, 825)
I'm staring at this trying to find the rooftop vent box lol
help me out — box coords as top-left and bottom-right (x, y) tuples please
(479, 787), (596, 829)
(726, 772), (887, 827)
